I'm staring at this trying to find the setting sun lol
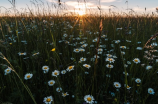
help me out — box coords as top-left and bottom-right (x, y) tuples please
(78, 11), (85, 16)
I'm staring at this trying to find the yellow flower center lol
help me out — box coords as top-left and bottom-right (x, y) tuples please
(87, 97), (92, 101)
(122, 46), (125, 48)
(76, 49), (79, 51)
(46, 98), (51, 102)
(21, 53), (24, 55)
(99, 49), (102, 51)
(149, 90), (152, 93)
(116, 84), (119, 86)
(64, 93), (67, 96)
(137, 80), (139, 82)
(54, 72), (58, 75)
(7, 69), (10, 72)
(82, 58), (84, 61)
(69, 66), (73, 69)
(135, 59), (138, 62)
(127, 85), (129, 88)
(85, 65), (89, 67)
(27, 75), (30, 78)
(108, 65), (111, 68)
(80, 49), (83, 51)
(44, 67), (47, 69)
(50, 82), (53, 84)
(82, 45), (85, 47)
(58, 89), (60, 91)
(108, 58), (112, 61)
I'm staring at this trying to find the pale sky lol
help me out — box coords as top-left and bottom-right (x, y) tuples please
(0, 0), (158, 16)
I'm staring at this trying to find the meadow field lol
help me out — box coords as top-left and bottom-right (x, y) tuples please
(1, 3), (158, 104)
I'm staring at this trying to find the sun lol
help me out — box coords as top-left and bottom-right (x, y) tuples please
(78, 11), (85, 16)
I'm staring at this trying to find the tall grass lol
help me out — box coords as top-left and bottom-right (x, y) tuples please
(0, 1), (158, 104)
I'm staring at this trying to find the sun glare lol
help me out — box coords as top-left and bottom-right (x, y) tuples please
(77, 11), (85, 16)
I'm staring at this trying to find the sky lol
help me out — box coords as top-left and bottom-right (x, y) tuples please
(0, 0), (158, 16)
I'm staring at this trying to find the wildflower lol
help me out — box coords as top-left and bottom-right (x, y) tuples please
(146, 65), (152, 70)
(81, 44), (88, 48)
(51, 48), (55, 51)
(66, 65), (75, 72)
(80, 57), (86, 62)
(120, 46), (126, 49)
(24, 73), (33, 80)
(43, 96), (53, 104)
(56, 87), (62, 92)
(101, 35), (107, 38)
(42, 66), (49, 73)
(106, 54), (113, 57)
(121, 51), (125, 55)
(148, 88), (155, 95)
(80, 48), (85, 52)
(61, 70), (66, 74)
(62, 92), (69, 97)
(105, 58), (115, 63)
(114, 82), (121, 88)
(48, 80), (55, 86)
(113, 56), (117, 58)
(85, 72), (89, 74)
(72, 95), (75, 98)
(124, 84), (131, 90)
(18, 52), (26, 56)
(74, 48), (80, 53)
(135, 78), (141, 83)
(63, 33), (68, 37)
(84, 95), (95, 104)
(83, 64), (91, 69)
(106, 64), (114, 68)
(133, 58), (141, 64)
(52, 70), (60, 77)
(32, 52), (39, 56)
(92, 38), (97, 42)
(127, 61), (131, 64)
(4, 67), (12, 75)
(115, 40), (120, 44)
(136, 47), (143, 50)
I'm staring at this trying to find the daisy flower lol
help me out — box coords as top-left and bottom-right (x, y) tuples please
(106, 58), (115, 63)
(4, 67), (12, 75)
(81, 44), (88, 48)
(146, 65), (152, 70)
(62, 92), (69, 97)
(106, 64), (114, 68)
(32, 52), (39, 56)
(121, 51), (125, 55)
(135, 78), (141, 83)
(48, 80), (55, 86)
(80, 57), (86, 62)
(124, 84), (131, 90)
(80, 48), (85, 52)
(42, 66), (49, 73)
(24, 73), (33, 80)
(83, 64), (91, 69)
(74, 48), (80, 53)
(114, 82), (121, 88)
(106, 54), (113, 58)
(18, 52), (26, 56)
(84, 95), (95, 104)
(115, 40), (120, 44)
(56, 87), (62, 92)
(43, 96), (53, 104)
(61, 70), (66, 74)
(133, 58), (141, 64)
(148, 88), (155, 95)
(52, 70), (60, 77)
(66, 65), (75, 72)
(120, 46), (126, 49)
(92, 38), (97, 42)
